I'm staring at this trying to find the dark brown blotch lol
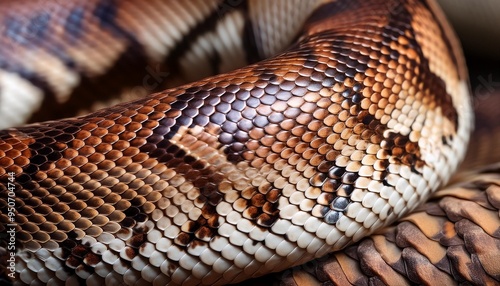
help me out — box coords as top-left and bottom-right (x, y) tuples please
(83, 252), (101, 267)
(174, 232), (192, 246)
(243, 206), (260, 220)
(251, 194), (266, 207)
(382, 132), (424, 171)
(65, 256), (80, 269)
(265, 189), (281, 203)
(257, 213), (279, 227)
(124, 247), (137, 260)
(128, 233), (146, 248)
(195, 226), (214, 241)
(71, 244), (88, 258)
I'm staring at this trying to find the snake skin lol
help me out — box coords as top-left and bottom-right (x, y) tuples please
(240, 162), (500, 286)
(0, 0), (474, 285)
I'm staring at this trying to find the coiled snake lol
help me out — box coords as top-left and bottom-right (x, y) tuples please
(0, 0), (496, 285)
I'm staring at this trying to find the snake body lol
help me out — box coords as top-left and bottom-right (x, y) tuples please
(0, 0), (473, 285)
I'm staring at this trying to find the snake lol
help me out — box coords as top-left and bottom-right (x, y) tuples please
(0, 0), (492, 285)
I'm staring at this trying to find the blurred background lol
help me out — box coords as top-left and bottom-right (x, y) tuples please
(438, 0), (500, 170)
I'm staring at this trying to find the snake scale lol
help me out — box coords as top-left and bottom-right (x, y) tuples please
(1, 0), (494, 285)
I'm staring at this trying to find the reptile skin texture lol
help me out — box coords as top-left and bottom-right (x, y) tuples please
(0, 0), (483, 285)
(239, 162), (500, 286)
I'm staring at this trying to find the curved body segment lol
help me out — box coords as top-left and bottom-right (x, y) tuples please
(0, 0), (471, 285)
